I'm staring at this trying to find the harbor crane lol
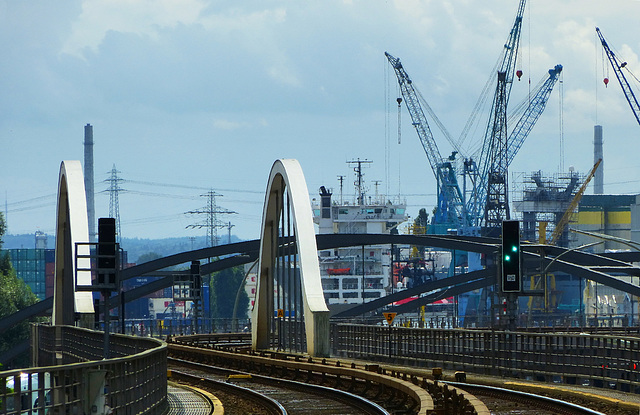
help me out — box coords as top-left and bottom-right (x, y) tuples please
(387, 0), (561, 237)
(385, 52), (469, 230)
(467, 0), (527, 235)
(464, 64), (563, 233)
(387, 51), (561, 235)
(596, 27), (640, 128)
(506, 65), (563, 165)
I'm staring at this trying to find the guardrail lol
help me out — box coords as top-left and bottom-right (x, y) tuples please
(0, 325), (167, 415)
(331, 323), (640, 393)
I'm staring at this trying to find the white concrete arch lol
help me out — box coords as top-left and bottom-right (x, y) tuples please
(252, 159), (330, 357)
(53, 160), (94, 326)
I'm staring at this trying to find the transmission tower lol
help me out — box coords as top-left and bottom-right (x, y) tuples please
(105, 164), (123, 242)
(186, 190), (236, 247)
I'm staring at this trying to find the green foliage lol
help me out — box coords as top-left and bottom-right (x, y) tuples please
(0, 267), (40, 367)
(0, 211), (6, 248)
(137, 252), (162, 264)
(413, 208), (429, 228)
(209, 266), (249, 320)
(0, 252), (11, 276)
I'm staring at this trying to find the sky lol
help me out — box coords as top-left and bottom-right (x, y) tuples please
(2, 0), (640, 243)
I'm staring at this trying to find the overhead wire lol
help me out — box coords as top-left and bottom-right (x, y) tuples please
(123, 179), (264, 194)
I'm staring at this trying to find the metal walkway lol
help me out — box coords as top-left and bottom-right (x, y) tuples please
(167, 385), (214, 415)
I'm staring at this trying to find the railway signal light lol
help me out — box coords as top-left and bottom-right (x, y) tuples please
(98, 217), (117, 287)
(501, 220), (521, 293)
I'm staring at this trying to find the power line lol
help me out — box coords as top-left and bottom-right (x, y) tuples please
(123, 179), (263, 194)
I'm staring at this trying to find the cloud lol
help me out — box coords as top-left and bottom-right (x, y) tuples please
(61, 0), (207, 57)
(212, 118), (241, 130)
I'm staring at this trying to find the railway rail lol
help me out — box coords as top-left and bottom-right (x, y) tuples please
(170, 357), (389, 415)
(445, 382), (607, 415)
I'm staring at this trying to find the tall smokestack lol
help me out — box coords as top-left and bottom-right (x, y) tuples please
(84, 124), (96, 242)
(593, 125), (603, 194)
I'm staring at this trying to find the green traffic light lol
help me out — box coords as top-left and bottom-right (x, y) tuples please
(504, 254), (511, 262)
(512, 245), (518, 252)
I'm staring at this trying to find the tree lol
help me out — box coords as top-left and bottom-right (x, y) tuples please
(137, 252), (162, 264)
(209, 266), (249, 320)
(413, 208), (429, 229)
(0, 210), (5, 247)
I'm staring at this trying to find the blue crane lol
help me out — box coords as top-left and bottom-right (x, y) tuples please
(596, 27), (640, 127)
(463, 63), (562, 234)
(387, 0), (560, 236)
(467, 0), (526, 234)
(385, 52), (469, 230)
(506, 64), (563, 165)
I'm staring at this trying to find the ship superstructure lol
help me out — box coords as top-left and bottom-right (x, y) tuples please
(312, 160), (408, 305)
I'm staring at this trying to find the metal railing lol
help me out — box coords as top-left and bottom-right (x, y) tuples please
(332, 323), (640, 393)
(0, 324), (167, 415)
(100, 317), (252, 338)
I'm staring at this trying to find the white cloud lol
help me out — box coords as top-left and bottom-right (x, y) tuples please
(213, 118), (241, 130)
(61, 0), (207, 57)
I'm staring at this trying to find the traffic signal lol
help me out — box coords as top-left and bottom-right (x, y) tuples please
(501, 220), (521, 292)
(98, 217), (117, 287)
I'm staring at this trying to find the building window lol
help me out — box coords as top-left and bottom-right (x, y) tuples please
(342, 278), (358, 290)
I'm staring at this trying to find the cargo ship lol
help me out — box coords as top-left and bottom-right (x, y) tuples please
(312, 160), (408, 305)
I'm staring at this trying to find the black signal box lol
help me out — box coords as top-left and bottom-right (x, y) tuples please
(501, 220), (521, 293)
(97, 217), (117, 287)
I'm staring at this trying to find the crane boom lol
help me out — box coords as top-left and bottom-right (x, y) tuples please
(385, 52), (468, 228)
(596, 27), (640, 127)
(468, 0), (526, 232)
(549, 159), (602, 245)
(507, 64), (563, 165)
(465, 64), (562, 231)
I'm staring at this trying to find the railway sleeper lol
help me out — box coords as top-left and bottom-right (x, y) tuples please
(373, 381), (384, 400)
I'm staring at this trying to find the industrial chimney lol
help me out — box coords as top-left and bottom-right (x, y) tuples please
(84, 124), (96, 242)
(593, 125), (603, 194)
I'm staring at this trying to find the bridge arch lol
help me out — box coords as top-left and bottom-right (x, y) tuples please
(252, 159), (329, 357)
(53, 160), (94, 326)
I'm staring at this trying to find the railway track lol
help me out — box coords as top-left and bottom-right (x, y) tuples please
(168, 334), (484, 414)
(170, 357), (389, 415)
(169, 334), (627, 414)
(445, 382), (607, 415)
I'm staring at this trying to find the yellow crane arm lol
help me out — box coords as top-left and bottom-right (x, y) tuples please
(549, 159), (602, 245)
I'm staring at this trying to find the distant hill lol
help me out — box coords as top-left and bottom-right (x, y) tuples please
(3, 234), (38, 249)
(3, 234), (243, 264)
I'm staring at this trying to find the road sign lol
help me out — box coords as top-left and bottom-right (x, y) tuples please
(277, 308), (284, 318)
(383, 312), (397, 325)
